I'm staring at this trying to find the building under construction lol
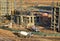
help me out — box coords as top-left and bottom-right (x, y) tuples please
(0, 0), (60, 32)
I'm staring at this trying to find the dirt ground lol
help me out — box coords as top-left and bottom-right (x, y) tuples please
(0, 29), (60, 41)
(0, 29), (21, 41)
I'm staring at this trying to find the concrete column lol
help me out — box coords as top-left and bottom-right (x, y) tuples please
(21, 16), (23, 24)
(59, 7), (60, 32)
(32, 16), (34, 25)
(54, 8), (56, 31)
(39, 16), (41, 24)
(29, 16), (31, 24)
(17, 16), (19, 24)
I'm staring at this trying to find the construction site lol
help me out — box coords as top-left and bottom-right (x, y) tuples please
(0, 0), (60, 41)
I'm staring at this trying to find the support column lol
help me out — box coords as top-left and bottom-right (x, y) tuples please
(17, 16), (19, 24)
(29, 16), (31, 24)
(21, 16), (23, 25)
(54, 7), (56, 31)
(32, 16), (34, 25)
(59, 7), (60, 31)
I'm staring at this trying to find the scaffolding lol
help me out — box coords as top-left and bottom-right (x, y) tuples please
(0, 0), (14, 16)
(50, 2), (60, 32)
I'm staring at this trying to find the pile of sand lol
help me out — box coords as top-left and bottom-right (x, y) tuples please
(0, 29), (21, 41)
